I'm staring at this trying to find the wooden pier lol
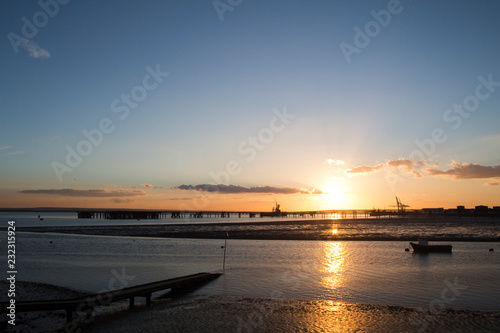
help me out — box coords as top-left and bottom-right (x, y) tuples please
(77, 209), (373, 220)
(0, 272), (220, 323)
(76, 207), (500, 220)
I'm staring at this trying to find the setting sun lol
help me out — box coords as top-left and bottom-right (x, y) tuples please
(319, 180), (348, 209)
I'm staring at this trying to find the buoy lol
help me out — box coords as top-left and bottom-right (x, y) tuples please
(405, 248), (410, 252)
(489, 248), (494, 252)
(49, 241), (53, 244)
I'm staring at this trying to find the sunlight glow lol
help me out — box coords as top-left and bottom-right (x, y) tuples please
(318, 179), (348, 210)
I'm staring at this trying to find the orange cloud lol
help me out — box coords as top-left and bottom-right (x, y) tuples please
(426, 162), (500, 180)
(345, 164), (383, 175)
(386, 159), (428, 177)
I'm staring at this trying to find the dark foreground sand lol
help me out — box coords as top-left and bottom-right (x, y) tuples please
(0, 281), (89, 333)
(2, 282), (500, 333)
(82, 295), (500, 333)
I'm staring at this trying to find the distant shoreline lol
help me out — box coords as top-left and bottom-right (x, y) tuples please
(12, 217), (500, 242)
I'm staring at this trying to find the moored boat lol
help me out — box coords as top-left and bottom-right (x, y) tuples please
(410, 240), (452, 253)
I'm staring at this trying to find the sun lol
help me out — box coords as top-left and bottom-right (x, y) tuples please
(320, 180), (346, 209)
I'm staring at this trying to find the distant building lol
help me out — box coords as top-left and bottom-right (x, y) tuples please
(446, 206), (474, 217)
(493, 207), (500, 217)
(422, 208), (444, 216)
(475, 205), (489, 216)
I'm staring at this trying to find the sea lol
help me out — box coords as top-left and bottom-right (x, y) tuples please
(1, 212), (499, 313)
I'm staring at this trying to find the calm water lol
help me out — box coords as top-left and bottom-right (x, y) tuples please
(2, 227), (498, 312)
(1, 211), (356, 226)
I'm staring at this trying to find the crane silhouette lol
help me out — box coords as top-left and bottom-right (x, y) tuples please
(392, 196), (410, 214)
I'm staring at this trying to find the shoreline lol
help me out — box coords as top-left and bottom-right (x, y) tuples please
(11, 217), (500, 242)
(2, 281), (500, 332)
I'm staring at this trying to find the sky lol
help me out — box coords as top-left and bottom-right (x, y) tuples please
(1, 0), (500, 211)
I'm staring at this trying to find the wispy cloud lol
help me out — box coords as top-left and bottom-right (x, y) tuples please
(21, 40), (50, 59)
(426, 162), (500, 180)
(345, 159), (427, 177)
(6, 151), (24, 156)
(386, 159), (428, 177)
(345, 159), (500, 182)
(0, 145), (23, 156)
(137, 184), (158, 189)
(345, 164), (383, 175)
(175, 184), (323, 195)
(104, 184), (160, 191)
(111, 198), (135, 203)
(20, 188), (146, 197)
(327, 159), (345, 166)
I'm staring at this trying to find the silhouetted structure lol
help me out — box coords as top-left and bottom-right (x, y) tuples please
(76, 204), (500, 220)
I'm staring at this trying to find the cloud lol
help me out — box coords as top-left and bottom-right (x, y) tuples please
(327, 159), (345, 166)
(345, 159), (430, 177)
(111, 198), (135, 203)
(344, 159), (500, 182)
(311, 188), (325, 194)
(485, 182), (499, 186)
(175, 184), (322, 195)
(104, 184), (160, 191)
(21, 40), (50, 58)
(345, 164), (383, 175)
(6, 151), (24, 156)
(20, 188), (146, 197)
(0, 145), (12, 151)
(426, 162), (500, 180)
(138, 184), (158, 189)
(386, 159), (428, 177)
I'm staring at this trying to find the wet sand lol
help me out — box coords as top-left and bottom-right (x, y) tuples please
(16, 217), (500, 241)
(83, 295), (500, 333)
(0, 281), (89, 333)
(2, 282), (500, 332)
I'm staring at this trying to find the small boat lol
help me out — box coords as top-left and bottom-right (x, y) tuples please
(410, 240), (452, 253)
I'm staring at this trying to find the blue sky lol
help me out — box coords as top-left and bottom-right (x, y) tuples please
(1, 0), (500, 210)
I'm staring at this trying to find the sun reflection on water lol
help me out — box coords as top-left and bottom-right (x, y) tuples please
(328, 213), (342, 220)
(320, 241), (346, 291)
